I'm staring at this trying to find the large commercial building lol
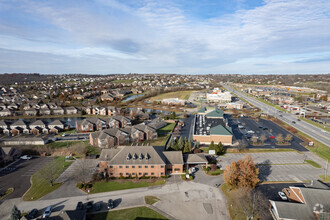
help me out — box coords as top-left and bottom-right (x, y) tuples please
(206, 88), (232, 103)
(193, 108), (233, 145)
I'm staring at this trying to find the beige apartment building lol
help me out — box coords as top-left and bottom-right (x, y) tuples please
(99, 146), (184, 177)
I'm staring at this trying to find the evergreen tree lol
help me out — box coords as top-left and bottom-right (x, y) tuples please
(216, 142), (225, 155)
(178, 137), (184, 150)
(209, 141), (215, 152)
(10, 205), (20, 220)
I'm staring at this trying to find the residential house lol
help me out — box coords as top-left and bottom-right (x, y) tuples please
(10, 120), (29, 135)
(65, 106), (78, 115)
(0, 147), (22, 164)
(52, 107), (64, 115)
(0, 109), (12, 117)
(100, 93), (114, 102)
(107, 106), (118, 116)
(29, 120), (48, 135)
(0, 120), (9, 134)
(76, 118), (107, 132)
(24, 108), (38, 116)
(39, 107), (51, 115)
(98, 146), (183, 178)
(7, 103), (18, 110)
(48, 120), (64, 134)
(90, 128), (130, 148)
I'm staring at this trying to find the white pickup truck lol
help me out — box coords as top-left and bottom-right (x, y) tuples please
(20, 155), (32, 160)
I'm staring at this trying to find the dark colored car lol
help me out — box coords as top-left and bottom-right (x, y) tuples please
(76, 202), (84, 210)
(94, 202), (101, 211)
(263, 127), (268, 130)
(107, 199), (114, 209)
(86, 201), (93, 212)
(292, 121), (296, 124)
(27, 209), (38, 219)
(297, 119), (301, 121)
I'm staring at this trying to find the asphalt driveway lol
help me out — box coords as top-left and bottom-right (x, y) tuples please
(0, 157), (53, 200)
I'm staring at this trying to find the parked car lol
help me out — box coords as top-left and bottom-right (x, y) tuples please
(278, 192), (288, 200)
(86, 201), (93, 212)
(107, 199), (114, 209)
(62, 133), (67, 137)
(292, 121), (296, 124)
(42, 206), (52, 218)
(297, 119), (301, 121)
(247, 130), (255, 134)
(263, 127), (268, 130)
(269, 136), (275, 139)
(94, 202), (102, 211)
(76, 201), (84, 210)
(27, 208), (38, 219)
(20, 155), (32, 160)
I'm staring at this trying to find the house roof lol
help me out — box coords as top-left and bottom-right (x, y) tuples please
(30, 120), (45, 126)
(0, 120), (7, 127)
(198, 107), (207, 113)
(184, 153), (208, 164)
(206, 109), (224, 118)
(106, 146), (166, 165)
(11, 120), (26, 126)
(210, 124), (232, 136)
(48, 120), (64, 126)
(99, 148), (121, 161)
(163, 151), (183, 165)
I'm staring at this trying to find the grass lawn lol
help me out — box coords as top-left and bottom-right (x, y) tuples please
(206, 169), (224, 175)
(22, 157), (73, 201)
(226, 148), (296, 153)
(220, 183), (246, 220)
(46, 140), (90, 149)
(90, 180), (166, 194)
(319, 175), (330, 182)
(157, 123), (175, 133)
(145, 196), (160, 205)
(299, 117), (330, 132)
(296, 131), (330, 161)
(142, 134), (170, 146)
(200, 147), (209, 153)
(0, 187), (14, 200)
(304, 160), (321, 168)
(56, 128), (77, 137)
(87, 206), (168, 220)
(148, 90), (196, 102)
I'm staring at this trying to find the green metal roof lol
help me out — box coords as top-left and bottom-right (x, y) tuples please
(206, 109), (224, 118)
(198, 107), (207, 113)
(210, 124), (232, 135)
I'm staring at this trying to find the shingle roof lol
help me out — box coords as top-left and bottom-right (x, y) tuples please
(210, 124), (232, 135)
(163, 151), (183, 165)
(198, 107), (207, 113)
(30, 120), (45, 126)
(184, 153), (208, 164)
(0, 120), (7, 127)
(206, 109), (224, 118)
(11, 120), (26, 126)
(106, 146), (166, 165)
(48, 119), (63, 126)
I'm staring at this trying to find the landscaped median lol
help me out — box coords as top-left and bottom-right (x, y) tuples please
(22, 156), (73, 201)
(87, 206), (168, 220)
(0, 187), (14, 200)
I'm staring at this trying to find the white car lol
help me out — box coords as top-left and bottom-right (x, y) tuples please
(20, 155), (32, 160)
(62, 133), (67, 137)
(247, 130), (255, 134)
(278, 191), (287, 200)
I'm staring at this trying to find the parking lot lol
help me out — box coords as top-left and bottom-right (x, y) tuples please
(0, 157), (53, 200)
(227, 116), (308, 152)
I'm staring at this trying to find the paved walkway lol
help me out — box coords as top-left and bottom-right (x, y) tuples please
(0, 181), (230, 220)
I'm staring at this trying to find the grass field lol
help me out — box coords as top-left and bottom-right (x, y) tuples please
(23, 157), (72, 201)
(296, 131), (330, 161)
(220, 184), (246, 220)
(46, 140), (90, 149)
(157, 123), (175, 133)
(304, 160), (321, 168)
(145, 196), (160, 205)
(206, 169), (224, 175)
(90, 180), (166, 194)
(87, 206), (168, 220)
(299, 117), (330, 132)
(142, 134), (170, 146)
(319, 175), (330, 182)
(148, 90), (196, 101)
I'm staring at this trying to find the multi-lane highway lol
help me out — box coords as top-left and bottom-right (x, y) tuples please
(223, 84), (330, 148)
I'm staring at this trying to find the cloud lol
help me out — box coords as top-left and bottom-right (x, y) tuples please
(0, 0), (329, 73)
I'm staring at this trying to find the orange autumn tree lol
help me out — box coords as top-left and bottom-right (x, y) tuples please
(223, 154), (259, 189)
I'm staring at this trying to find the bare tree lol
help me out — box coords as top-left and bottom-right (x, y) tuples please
(237, 139), (248, 151)
(74, 159), (95, 184)
(259, 134), (267, 144)
(250, 136), (258, 145)
(276, 133), (284, 144)
(39, 161), (58, 186)
(233, 188), (268, 220)
(285, 134), (293, 143)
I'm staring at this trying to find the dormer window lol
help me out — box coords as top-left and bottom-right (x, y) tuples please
(139, 153), (143, 160)
(145, 153), (150, 160)
(126, 153), (131, 160)
(133, 153), (138, 160)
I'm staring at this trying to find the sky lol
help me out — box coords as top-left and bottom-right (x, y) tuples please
(0, 0), (330, 74)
